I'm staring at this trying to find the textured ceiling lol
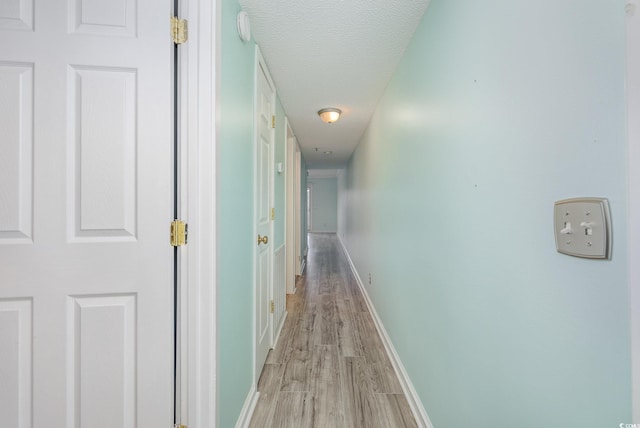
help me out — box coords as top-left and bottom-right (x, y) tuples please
(238, 0), (431, 168)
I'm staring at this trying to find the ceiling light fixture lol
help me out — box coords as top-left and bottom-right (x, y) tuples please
(318, 108), (341, 124)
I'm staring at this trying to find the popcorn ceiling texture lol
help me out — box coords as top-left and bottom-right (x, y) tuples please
(238, 0), (431, 167)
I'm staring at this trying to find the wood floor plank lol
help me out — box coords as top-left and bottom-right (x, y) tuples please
(266, 313), (296, 364)
(341, 356), (382, 428)
(318, 267), (333, 295)
(280, 349), (312, 392)
(320, 293), (337, 345)
(369, 360), (404, 394)
(270, 391), (314, 428)
(248, 363), (284, 427)
(349, 283), (370, 312)
(335, 297), (363, 357)
(286, 287), (304, 315)
(291, 303), (319, 353)
(309, 345), (345, 427)
(354, 312), (389, 363)
(374, 393), (419, 428)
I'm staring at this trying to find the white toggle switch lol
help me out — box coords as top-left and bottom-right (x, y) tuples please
(580, 221), (594, 236)
(554, 198), (611, 259)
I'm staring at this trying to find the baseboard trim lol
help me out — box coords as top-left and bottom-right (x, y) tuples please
(337, 236), (434, 428)
(235, 384), (259, 428)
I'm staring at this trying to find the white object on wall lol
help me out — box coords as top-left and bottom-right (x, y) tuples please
(237, 11), (251, 42)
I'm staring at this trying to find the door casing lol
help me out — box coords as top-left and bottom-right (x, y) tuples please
(625, 6), (640, 421)
(177, 0), (219, 425)
(253, 45), (276, 383)
(285, 117), (301, 294)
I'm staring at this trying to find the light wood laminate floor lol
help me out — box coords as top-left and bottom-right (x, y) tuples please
(249, 233), (418, 428)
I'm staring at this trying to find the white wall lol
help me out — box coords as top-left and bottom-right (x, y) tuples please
(307, 176), (338, 233)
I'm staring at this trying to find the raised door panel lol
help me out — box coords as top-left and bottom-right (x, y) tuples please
(0, 299), (33, 428)
(68, 66), (137, 241)
(67, 295), (136, 428)
(68, 0), (136, 36)
(0, 0), (33, 31)
(0, 63), (33, 243)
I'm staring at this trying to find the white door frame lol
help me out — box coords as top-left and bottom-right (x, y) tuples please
(306, 184), (313, 232)
(178, 0), (218, 425)
(253, 46), (276, 383)
(626, 4), (640, 421)
(294, 149), (303, 275)
(285, 118), (298, 294)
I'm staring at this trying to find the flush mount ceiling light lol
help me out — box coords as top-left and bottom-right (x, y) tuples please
(318, 108), (341, 124)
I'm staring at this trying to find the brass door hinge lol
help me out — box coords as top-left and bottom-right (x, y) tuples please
(270, 300), (275, 314)
(170, 220), (188, 246)
(174, 425), (187, 428)
(171, 16), (188, 44)
(271, 208), (275, 220)
(272, 115), (276, 129)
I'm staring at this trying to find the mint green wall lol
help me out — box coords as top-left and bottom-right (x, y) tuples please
(218, 0), (255, 425)
(339, 1), (631, 426)
(308, 177), (338, 232)
(274, 99), (286, 249)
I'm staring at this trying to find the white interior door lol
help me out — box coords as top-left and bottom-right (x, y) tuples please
(0, 1), (174, 427)
(254, 47), (275, 380)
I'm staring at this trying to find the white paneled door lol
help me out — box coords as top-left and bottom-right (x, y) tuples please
(0, 1), (174, 427)
(254, 47), (275, 380)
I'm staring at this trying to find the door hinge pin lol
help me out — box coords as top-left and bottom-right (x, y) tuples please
(170, 220), (188, 247)
(271, 208), (275, 220)
(171, 16), (188, 44)
(272, 115), (276, 129)
(174, 425), (187, 428)
(270, 300), (275, 314)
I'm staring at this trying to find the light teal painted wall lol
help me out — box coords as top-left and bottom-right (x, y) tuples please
(339, 1), (631, 427)
(218, 0), (255, 425)
(308, 177), (338, 232)
(217, 2), (301, 421)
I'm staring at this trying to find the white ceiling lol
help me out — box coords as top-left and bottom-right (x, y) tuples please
(238, 0), (431, 169)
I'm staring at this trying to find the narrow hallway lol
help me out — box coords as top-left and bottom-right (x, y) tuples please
(249, 233), (418, 427)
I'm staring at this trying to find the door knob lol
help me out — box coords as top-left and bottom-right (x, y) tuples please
(257, 235), (268, 245)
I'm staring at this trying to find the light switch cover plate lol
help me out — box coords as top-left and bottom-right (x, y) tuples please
(554, 198), (612, 259)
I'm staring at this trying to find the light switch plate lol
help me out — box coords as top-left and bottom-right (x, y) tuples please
(554, 198), (611, 259)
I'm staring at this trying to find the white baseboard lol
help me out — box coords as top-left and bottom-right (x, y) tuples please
(235, 385), (259, 428)
(337, 236), (434, 428)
